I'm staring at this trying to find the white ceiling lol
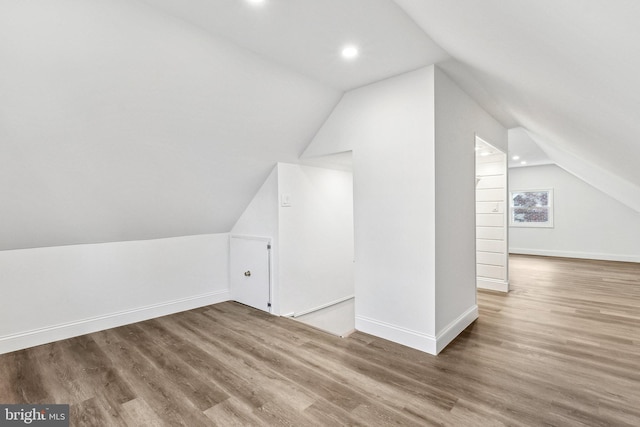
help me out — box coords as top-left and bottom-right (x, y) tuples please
(507, 128), (553, 169)
(0, 0), (342, 250)
(2, 0), (640, 250)
(395, 0), (640, 191)
(141, 0), (449, 90)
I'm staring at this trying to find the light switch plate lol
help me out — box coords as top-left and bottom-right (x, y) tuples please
(280, 194), (291, 207)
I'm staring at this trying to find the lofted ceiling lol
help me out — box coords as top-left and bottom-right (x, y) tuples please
(0, 0), (344, 250)
(139, 0), (449, 91)
(507, 128), (552, 169)
(1, 0), (639, 250)
(395, 0), (640, 211)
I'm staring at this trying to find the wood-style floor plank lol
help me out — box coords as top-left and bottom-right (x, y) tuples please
(0, 254), (639, 426)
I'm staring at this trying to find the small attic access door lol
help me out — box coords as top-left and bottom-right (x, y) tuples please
(230, 235), (271, 313)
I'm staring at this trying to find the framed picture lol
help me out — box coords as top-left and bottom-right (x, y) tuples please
(509, 189), (554, 228)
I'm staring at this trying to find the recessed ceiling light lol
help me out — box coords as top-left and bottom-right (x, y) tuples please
(512, 155), (520, 160)
(341, 45), (359, 59)
(520, 160), (527, 165)
(247, 0), (265, 5)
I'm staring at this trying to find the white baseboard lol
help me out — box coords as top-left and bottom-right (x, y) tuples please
(293, 295), (354, 318)
(435, 305), (478, 354)
(477, 278), (509, 292)
(0, 290), (230, 355)
(355, 315), (437, 354)
(355, 305), (478, 356)
(510, 248), (640, 263)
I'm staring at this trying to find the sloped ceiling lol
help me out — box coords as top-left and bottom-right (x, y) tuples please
(0, 0), (446, 251)
(507, 128), (552, 169)
(2, 0), (639, 250)
(0, 0), (343, 250)
(140, 0), (448, 91)
(394, 0), (640, 211)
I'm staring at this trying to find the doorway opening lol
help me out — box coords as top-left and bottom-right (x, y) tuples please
(475, 137), (509, 292)
(290, 151), (355, 337)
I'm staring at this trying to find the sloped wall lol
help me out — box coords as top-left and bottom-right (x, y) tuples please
(231, 167), (280, 312)
(530, 133), (640, 214)
(0, 0), (340, 250)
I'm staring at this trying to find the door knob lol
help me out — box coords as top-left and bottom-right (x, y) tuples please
(244, 271), (251, 277)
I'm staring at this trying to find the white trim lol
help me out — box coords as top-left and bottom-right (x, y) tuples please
(293, 295), (354, 318)
(355, 315), (437, 355)
(355, 304), (478, 355)
(0, 290), (230, 355)
(229, 234), (272, 242)
(435, 305), (479, 354)
(477, 278), (509, 292)
(0, 233), (226, 253)
(510, 248), (640, 263)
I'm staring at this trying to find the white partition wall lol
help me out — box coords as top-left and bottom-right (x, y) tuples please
(231, 163), (354, 318)
(304, 66), (507, 354)
(476, 138), (509, 292)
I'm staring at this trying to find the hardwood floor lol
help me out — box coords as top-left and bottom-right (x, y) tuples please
(1, 254), (639, 426)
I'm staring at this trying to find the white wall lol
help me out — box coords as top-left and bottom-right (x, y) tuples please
(476, 150), (509, 292)
(433, 68), (507, 340)
(231, 163), (354, 317)
(307, 67), (438, 352)
(0, 234), (229, 354)
(277, 163), (354, 317)
(509, 164), (640, 262)
(231, 167), (280, 313)
(0, 0), (340, 251)
(304, 66), (507, 354)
